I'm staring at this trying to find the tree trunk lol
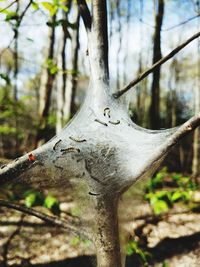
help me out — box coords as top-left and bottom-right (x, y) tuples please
(150, 0), (164, 129)
(36, 14), (56, 146)
(93, 196), (122, 267)
(192, 57), (200, 177)
(69, 13), (80, 116)
(56, 1), (72, 133)
(13, 0), (20, 156)
(192, 9), (200, 177)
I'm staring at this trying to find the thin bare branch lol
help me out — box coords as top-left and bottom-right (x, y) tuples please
(113, 31), (200, 98)
(0, 0), (17, 12)
(163, 13), (200, 31)
(77, 0), (91, 30)
(17, 0), (33, 26)
(136, 13), (200, 32)
(0, 199), (80, 235)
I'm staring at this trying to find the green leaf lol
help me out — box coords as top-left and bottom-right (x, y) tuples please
(0, 125), (16, 135)
(42, 1), (58, 16)
(25, 193), (37, 208)
(31, 2), (39, 11)
(44, 195), (58, 209)
(24, 190), (44, 208)
(153, 200), (169, 215)
(162, 261), (169, 267)
(126, 241), (150, 264)
(60, 4), (68, 12)
(171, 191), (182, 202)
(45, 59), (58, 74)
(44, 195), (60, 214)
(1, 10), (18, 21)
(182, 191), (191, 201)
(171, 173), (182, 181)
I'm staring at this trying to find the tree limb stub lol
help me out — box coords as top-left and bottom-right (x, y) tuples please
(113, 31), (200, 98)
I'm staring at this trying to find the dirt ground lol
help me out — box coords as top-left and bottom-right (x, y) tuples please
(0, 196), (200, 267)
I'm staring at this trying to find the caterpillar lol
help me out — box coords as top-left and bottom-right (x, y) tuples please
(61, 147), (80, 153)
(103, 107), (111, 118)
(94, 119), (108, 126)
(89, 191), (101, 196)
(109, 120), (120, 125)
(55, 165), (64, 170)
(69, 136), (87, 143)
(53, 139), (62, 150)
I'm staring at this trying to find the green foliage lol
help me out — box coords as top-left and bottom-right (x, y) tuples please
(0, 125), (16, 135)
(146, 167), (168, 191)
(0, 185), (61, 215)
(44, 195), (60, 214)
(47, 113), (57, 127)
(126, 240), (151, 266)
(42, 2), (58, 16)
(31, 2), (39, 11)
(46, 58), (58, 74)
(162, 261), (169, 267)
(1, 9), (18, 21)
(145, 167), (197, 215)
(23, 190), (60, 214)
(24, 190), (44, 208)
(31, 0), (69, 16)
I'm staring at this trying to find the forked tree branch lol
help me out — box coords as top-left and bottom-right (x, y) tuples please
(113, 31), (200, 98)
(0, 199), (82, 236)
(77, 0), (91, 30)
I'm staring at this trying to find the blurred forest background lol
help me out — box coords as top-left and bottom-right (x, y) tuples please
(0, 0), (200, 266)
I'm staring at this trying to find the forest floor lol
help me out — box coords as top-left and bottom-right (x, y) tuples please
(0, 158), (200, 266)
(0, 195), (200, 266)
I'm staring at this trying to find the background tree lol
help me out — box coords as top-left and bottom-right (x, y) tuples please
(150, 0), (164, 129)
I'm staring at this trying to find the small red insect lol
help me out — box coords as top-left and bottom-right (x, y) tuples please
(28, 153), (36, 162)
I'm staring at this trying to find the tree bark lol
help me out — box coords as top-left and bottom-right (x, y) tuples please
(192, 11), (200, 177)
(36, 14), (57, 146)
(93, 196), (122, 267)
(66, 12), (80, 117)
(192, 120), (200, 177)
(150, 0), (164, 129)
(56, 1), (72, 133)
(89, 0), (109, 84)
